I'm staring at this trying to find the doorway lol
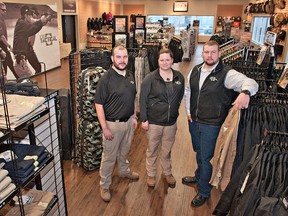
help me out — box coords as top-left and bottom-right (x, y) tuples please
(62, 15), (77, 51)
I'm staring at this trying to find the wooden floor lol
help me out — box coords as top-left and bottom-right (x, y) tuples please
(34, 45), (223, 216)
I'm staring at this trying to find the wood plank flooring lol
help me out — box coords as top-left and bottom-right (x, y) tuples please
(34, 44), (223, 216)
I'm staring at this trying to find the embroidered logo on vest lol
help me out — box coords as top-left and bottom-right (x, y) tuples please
(175, 81), (182, 85)
(210, 77), (218, 82)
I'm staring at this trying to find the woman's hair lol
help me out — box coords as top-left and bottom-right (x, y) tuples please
(158, 48), (173, 59)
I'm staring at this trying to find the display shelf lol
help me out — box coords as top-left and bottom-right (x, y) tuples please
(0, 189), (18, 209)
(219, 39), (235, 51)
(0, 89), (67, 216)
(5, 192), (58, 215)
(0, 130), (10, 143)
(221, 43), (244, 59)
(146, 22), (162, 34)
(86, 33), (112, 49)
(181, 28), (198, 61)
(145, 32), (170, 44)
(43, 195), (58, 216)
(222, 47), (245, 63)
(245, 49), (260, 61)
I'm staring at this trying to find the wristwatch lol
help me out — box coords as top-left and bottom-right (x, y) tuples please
(241, 90), (251, 96)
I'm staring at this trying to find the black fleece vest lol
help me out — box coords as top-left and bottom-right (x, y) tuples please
(189, 62), (236, 126)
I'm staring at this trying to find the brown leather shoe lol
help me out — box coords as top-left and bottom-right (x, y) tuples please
(100, 187), (111, 202)
(147, 176), (156, 187)
(165, 174), (176, 185)
(119, 171), (139, 180)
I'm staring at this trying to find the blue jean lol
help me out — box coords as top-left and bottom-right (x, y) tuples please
(189, 121), (220, 198)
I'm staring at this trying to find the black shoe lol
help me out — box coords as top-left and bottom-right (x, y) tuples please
(182, 176), (197, 185)
(191, 193), (207, 207)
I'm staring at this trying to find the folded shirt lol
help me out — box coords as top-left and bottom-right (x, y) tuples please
(0, 169), (9, 182)
(0, 94), (45, 120)
(0, 183), (16, 201)
(0, 176), (12, 192)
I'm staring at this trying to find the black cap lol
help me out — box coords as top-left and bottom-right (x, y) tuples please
(31, 7), (39, 15)
(20, 6), (32, 16)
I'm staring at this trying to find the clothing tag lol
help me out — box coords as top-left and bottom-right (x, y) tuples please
(15, 195), (34, 205)
(0, 162), (5, 169)
(281, 197), (288, 210)
(240, 172), (250, 194)
(0, 150), (17, 162)
(38, 201), (48, 208)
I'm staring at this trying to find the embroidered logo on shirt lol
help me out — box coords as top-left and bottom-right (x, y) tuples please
(210, 77), (218, 82)
(175, 81), (182, 85)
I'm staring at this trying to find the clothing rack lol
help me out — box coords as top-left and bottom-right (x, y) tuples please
(127, 47), (147, 57)
(265, 130), (288, 136)
(171, 35), (182, 43)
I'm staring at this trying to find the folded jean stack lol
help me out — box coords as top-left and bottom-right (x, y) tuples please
(0, 144), (49, 184)
(0, 169), (16, 204)
(4, 78), (40, 96)
(73, 67), (106, 171)
(0, 94), (46, 129)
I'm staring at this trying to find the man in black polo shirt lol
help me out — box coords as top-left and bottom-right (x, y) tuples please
(95, 45), (139, 202)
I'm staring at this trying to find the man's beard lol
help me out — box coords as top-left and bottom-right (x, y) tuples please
(204, 59), (217, 66)
(113, 63), (127, 71)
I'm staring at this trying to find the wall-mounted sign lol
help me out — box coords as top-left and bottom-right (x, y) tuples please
(63, 0), (76, 13)
(173, 1), (188, 12)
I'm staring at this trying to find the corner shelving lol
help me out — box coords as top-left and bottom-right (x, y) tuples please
(0, 63), (67, 215)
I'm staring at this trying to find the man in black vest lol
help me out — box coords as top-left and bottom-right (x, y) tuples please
(182, 40), (258, 207)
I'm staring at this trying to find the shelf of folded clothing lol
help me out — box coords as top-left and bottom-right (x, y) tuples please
(43, 195), (58, 216)
(0, 188), (18, 209)
(12, 108), (49, 132)
(5, 189), (57, 215)
(20, 153), (54, 188)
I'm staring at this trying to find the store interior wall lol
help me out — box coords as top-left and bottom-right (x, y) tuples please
(216, 5), (244, 19)
(123, 4), (145, 34)
(78, 0), (121, 49)
(12, 0), (288, 59)
(5, 0), (250, 49)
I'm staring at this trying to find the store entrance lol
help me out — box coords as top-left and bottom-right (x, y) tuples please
(62, 15), (77, 51)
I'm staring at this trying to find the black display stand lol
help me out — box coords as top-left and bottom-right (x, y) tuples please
(133, 15), (146, 48)
(112, 15), (129, 48)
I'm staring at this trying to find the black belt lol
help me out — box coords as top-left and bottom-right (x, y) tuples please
(106, 117), (130, 122)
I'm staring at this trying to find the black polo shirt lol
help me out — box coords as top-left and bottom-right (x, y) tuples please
(95, 67), (136, 120)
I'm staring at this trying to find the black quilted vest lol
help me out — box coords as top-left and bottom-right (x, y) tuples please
(189, 61), (236, 126)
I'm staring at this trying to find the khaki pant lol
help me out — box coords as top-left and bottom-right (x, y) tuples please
(146, 123), (177, 177)
(99, 117), (134, 189)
